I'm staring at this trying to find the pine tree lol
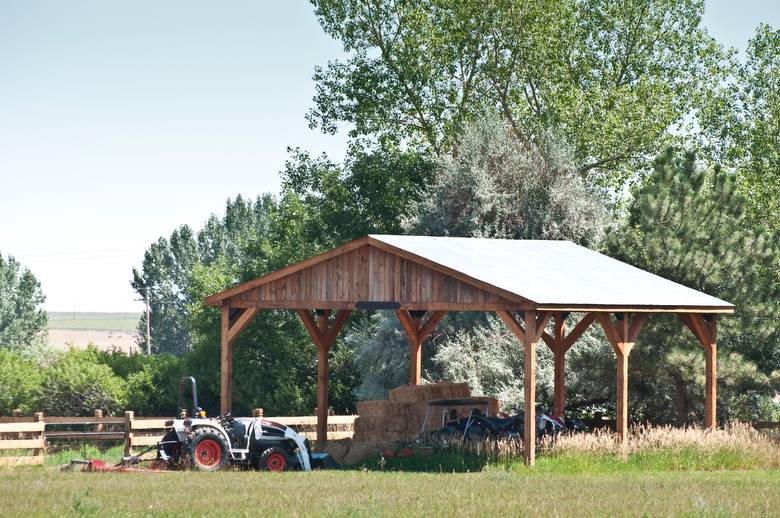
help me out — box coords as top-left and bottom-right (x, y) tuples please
(602, 149), (780, 423)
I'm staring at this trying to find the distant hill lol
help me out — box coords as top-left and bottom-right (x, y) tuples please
(48, 312), (141, 332)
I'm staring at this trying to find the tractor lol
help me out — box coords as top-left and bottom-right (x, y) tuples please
(155, 377), (327, 472)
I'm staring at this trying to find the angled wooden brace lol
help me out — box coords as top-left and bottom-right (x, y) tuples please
(539, 312), (597, 417)
(220, 306), (259, 415)
(297, 309), (353, 444)
(396, 310), (448, 385)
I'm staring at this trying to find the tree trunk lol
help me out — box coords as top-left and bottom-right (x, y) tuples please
(673, 375), (689, 427)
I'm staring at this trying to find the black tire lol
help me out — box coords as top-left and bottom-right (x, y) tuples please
(158, 430), (183, 467)
(187, 427), (229, 471)
(258, 446), (289, 472)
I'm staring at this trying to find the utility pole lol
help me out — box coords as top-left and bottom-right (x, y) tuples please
(145, 286), (151, 355)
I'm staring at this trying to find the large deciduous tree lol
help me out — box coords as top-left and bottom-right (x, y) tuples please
(309, 0), (725, 187)
(0, 253), (47, 355)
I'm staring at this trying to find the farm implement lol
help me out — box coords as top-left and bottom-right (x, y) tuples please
(65, 377), (334, 473)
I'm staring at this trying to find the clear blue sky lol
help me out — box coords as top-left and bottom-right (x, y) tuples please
(0, 1), (778, 313)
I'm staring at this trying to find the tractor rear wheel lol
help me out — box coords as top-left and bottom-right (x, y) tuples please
(259, 447), (289, 472)
(187, 427), (228, 471)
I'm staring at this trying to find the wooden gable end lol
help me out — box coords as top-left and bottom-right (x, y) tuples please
(226, 244), (521, 310)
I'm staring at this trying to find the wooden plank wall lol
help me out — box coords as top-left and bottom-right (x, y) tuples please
(232, 244), (513, 309)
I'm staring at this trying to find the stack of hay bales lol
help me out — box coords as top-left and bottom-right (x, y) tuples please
(353, 382), (499, 443)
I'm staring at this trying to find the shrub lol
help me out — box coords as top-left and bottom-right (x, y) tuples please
(126, 354), (183, 416)
(0, 349), (43, 414)
(40, 348), (128, 416)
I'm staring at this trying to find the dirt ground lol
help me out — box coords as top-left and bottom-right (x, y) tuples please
(47, 329), (140, 353)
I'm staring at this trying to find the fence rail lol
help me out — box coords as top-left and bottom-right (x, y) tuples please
(0, 410), (358, 462)
(0, 413), (45, 466)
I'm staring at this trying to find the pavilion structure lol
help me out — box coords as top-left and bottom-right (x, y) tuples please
(205, 235), (733, 465)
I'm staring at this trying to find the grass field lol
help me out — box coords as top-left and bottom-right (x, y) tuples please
(48, 312), (142, 332)
(1, 466), (778, 516)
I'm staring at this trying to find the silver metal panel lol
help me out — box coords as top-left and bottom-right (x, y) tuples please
(370, 235), (733, 309)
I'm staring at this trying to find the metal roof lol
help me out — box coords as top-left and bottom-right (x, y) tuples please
(370, 235), (734, 312)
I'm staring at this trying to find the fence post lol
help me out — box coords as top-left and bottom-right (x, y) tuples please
(124, 411), (134, 457)
(94, 409), (104, 433)
(33, 412), (44, 463)
(252, 408), (263, 418)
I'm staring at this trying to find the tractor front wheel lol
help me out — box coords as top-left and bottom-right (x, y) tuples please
(259, 447), (289, 472)
(187, 427), (228, 471)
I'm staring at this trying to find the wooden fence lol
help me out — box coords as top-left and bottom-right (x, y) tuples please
(0, 413), (45, 466)
(0, 411), (358, 462)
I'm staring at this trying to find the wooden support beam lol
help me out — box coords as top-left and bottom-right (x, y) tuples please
(597, 312), (647, 446)
(396, 310), (448, 385)
(219, 306), (261, 415)
(539, 313), (597, 417)
(497, 310), (548, 466)
(227, 308), (258, 345)
(524, 310), (539, 466)
(296, 309), (353, 443)
(552, 314), (566, 417)
(497, 311), (526, 342)
(562, 313), (597, 352)
(220, 305), (231, 414)
(679, 313), (718, 428)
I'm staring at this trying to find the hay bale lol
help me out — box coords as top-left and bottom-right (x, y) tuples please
(341, 443), (379, 466)
(317, 439), (352, 465)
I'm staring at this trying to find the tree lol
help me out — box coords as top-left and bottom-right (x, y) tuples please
(732, 25), (780, 228)
(0, 253), (47, 355)
(347, 115), (607, 405)
(602, 149), (780, 423)
(0, 349), (43, 414)
(405, 113), (606, 244)
(282, 140), (435, 242)
(309, 0), (726, 187)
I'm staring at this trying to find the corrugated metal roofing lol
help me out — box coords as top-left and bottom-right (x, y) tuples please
(370, 235), (733, 311)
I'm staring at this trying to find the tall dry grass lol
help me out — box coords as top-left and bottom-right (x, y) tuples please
(417, 422), (780, 471)
(537, 422), (780, 470)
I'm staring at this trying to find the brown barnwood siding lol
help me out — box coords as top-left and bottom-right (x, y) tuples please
(231, 245), (515, 309)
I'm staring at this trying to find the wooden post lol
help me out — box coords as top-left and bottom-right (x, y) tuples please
(124, 411), (134, 457)
(33, 412), (44, 463)
(552, 314), (566, 417)
(524, 310), (537, 466)
(298, 309), (352, 444)
(317, 346), (329, 442)
(252, 408), (264, 418)
(220, 305), (231, 415)
(615, 344), (629, 442)
(94, 409), (104, 433)
(218, 306), (259, 416)
(396, 310), (447, 385)
(597, 313), (646, 447)
(704, 319), (717, 429)
(680, 314), (718, 429)
(497, 309), (550, 466)
(540, 313), (596, 418)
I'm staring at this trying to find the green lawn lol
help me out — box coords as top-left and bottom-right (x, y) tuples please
(48, 312), (141, 332)
(1, 467), (778, 516)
